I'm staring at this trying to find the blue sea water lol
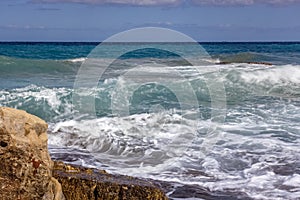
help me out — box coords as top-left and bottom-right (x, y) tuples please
(0, 42), (300, 200)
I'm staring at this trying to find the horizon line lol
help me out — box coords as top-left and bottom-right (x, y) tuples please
(1, 40), (300, 43)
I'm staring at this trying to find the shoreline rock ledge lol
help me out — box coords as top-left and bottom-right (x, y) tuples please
(0, 107), (168, 200)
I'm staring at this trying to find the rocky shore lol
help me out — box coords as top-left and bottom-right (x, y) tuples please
(0, 107), (167, 200)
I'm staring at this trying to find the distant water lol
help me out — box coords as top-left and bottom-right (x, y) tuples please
(1, 42), (300, 200)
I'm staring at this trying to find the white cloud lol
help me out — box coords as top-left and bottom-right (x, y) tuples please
(192, 0), (300, 6)
(30, 0), (300, 6)
(1, 24), (46, 30)
(30, 0), (181, 6)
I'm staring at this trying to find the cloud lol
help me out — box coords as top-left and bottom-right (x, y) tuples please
(30, 0), (181, 6)
(192, 0), (299, 6)
(0, 24), (46, 30)
(37, 7), (61, 10)
(29, 0), (300, 6)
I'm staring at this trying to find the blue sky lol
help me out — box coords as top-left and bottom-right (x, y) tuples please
(0, 0), (300, 41)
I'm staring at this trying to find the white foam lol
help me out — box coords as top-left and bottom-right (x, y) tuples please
(48, 120), (300, 199)
(283, 174), (300, 187)
(240, 65), (300, 84)
(48, 111), (200, 156)
(66, 57), (87, 63)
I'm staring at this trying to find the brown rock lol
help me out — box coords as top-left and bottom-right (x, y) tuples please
(53, 161), (168, 200)
(0, 107), (64, 200)
(0, 107), (167, 200)
(218, 61), (273, 65)
(43, 178), (66, 200)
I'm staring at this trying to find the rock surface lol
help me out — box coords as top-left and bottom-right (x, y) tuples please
(218, 61), (273, 65)
(52, 161), (168, 200)
(0, 107), (168, 200)
(0, 107), (64, 200)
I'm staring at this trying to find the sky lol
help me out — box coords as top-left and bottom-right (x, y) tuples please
(0, 0), (300, 41)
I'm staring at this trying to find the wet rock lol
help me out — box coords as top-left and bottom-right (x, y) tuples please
(0, 107), (64, 200)
(218, 61), (273, 66)
(159, 182), (253, 200)
(53, 161), (168, 200)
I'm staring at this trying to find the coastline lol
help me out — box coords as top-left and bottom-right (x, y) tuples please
(0, 107), (167, 200)
(1, 42), (300, 199)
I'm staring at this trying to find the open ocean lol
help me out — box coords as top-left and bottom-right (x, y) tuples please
(0, 42), (300, 200)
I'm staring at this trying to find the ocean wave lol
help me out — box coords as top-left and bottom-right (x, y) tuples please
(64, 57), (87, 63)
(47, 102), (300, 200)
(221, 64), (300, 100)
(0, 67), (299, 199)
(0, 85), (73, 121)
(0, 55), (79, 76)
(2, 42), (300, 199)
(215, 52), (270, 64)
(1, 64), (299, 120)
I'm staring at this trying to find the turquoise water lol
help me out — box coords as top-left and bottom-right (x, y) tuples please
(0, 42), (300, 199)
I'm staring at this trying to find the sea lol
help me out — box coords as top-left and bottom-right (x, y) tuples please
(0, 42), (299, 200)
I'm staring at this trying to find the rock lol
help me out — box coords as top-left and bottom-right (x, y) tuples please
(43, 178), (65, 200)
(218, 61), (273, 65)
(0, 107), (64, 200)
(0, 106), (168, 200)
(52, 161), (168, 200)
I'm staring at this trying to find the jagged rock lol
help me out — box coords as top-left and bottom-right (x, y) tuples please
(0, 107), (168, 200)
(52, 161), (168, 200)
(218, 61), (273, 65)
(0, 107), (64, 200)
